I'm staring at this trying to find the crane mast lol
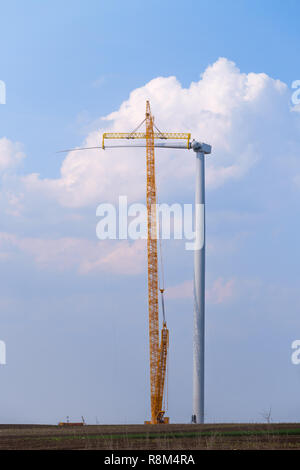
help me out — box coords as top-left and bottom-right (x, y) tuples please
(145, 102), (160, 422)
(145, 101), (169, 424)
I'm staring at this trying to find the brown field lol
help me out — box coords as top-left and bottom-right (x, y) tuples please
(0, 423), (300, 450)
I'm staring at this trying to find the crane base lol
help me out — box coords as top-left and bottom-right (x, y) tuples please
(144, 417), (170, 425)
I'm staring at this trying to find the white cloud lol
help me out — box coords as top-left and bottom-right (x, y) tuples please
(0, 232), (146, 276)
(1, 58), (299, 288)
(79, 239), (146, 275)
(19, 57), (296, 208)
(206, 277), (236, 304)
(0, 138), (25, 173)
(166, 277), (236, 304)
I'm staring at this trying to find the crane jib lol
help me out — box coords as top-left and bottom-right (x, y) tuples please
(102, 131), (191, 150)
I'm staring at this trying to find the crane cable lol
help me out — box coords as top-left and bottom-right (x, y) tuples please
(156, 183), (169, 412)
(156, 185), (166, 320)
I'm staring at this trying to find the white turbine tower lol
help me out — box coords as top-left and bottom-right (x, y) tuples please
(191, 141), (211, 424)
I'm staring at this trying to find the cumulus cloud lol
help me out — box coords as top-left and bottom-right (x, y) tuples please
(0, 138), (25, 173)
(0, 232), (146, 276)
(1, 58), (299, 279)
(18, 57), (298, 208)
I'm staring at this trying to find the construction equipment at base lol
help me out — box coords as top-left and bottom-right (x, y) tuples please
(58, 416), (85, 426)
(58, 422), (84, 427)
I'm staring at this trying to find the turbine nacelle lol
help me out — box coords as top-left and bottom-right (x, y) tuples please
(191, 140), (212, 154)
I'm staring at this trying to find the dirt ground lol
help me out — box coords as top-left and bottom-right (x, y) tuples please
(0, 423), (300, 450)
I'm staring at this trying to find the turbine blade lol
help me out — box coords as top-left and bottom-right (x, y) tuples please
(56, 146), (102, 153)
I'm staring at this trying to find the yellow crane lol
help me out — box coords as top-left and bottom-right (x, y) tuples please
(58, 101), (192, 424)
(144, 100), (168, 424)
(59, 102), (211, 424)
(103, 101), (190, 424)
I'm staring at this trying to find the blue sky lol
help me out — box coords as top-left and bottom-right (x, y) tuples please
(0, 0), (300, 424)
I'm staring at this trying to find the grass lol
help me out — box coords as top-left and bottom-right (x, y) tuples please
(26, 427), (300, 442)
(2, 424), (300, 450)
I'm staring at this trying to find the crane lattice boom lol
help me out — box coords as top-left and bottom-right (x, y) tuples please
(145, 101), (169, 424)
(103, 101), (184, 424)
